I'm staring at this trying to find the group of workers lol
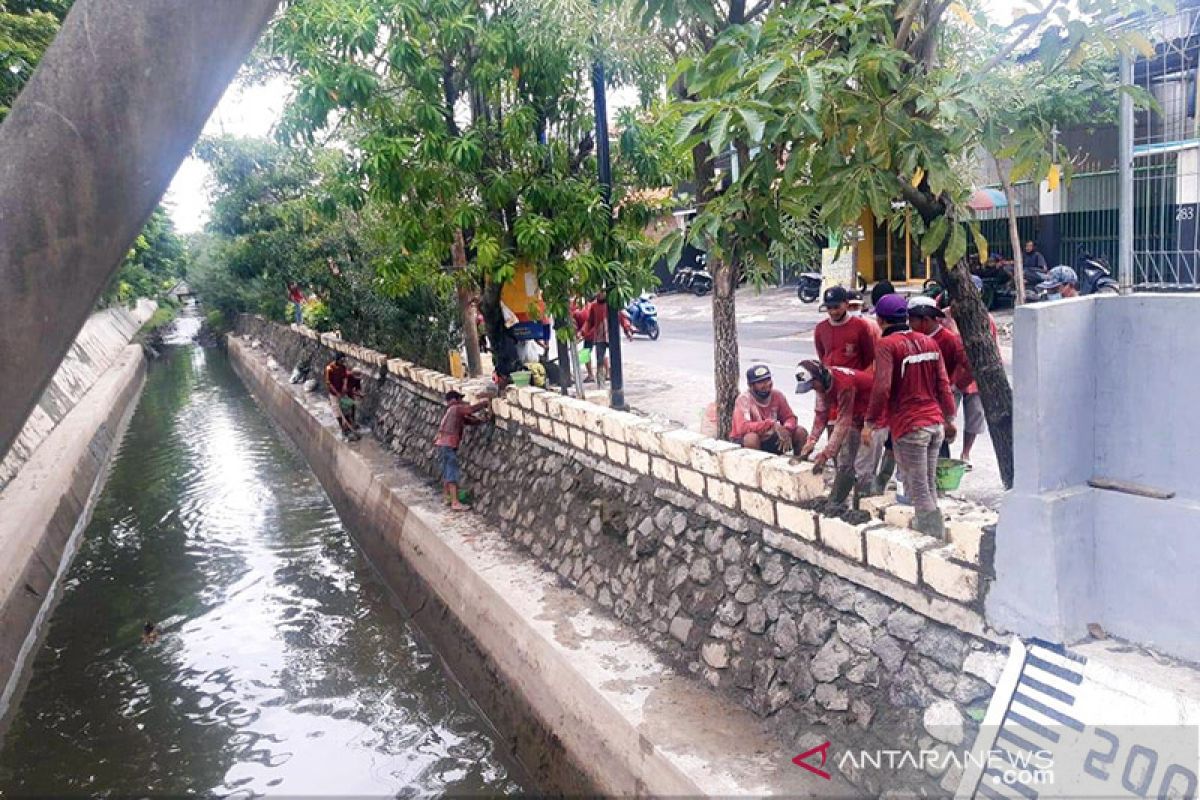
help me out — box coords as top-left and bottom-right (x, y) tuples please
(732, 282), (997, 538)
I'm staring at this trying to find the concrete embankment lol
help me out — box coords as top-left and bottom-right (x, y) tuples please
(0, 345), (146, 709)
(229, 335), (844, 796)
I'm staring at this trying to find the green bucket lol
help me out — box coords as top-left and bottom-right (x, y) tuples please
(510, 370), (531, 387)
(936, 459), (968, 491)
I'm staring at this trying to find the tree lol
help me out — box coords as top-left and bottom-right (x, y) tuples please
(674, 0), (1155, 487)
(634, 0), (784, 439)
(0, 0), (72, 122)
(265, 0), (665, 381)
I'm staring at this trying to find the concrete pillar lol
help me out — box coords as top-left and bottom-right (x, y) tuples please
(0, 0), (279, 461)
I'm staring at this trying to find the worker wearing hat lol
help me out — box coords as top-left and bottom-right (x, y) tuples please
(863, 294), (957, 537)
(815, 286), (877, 371)
(796, 359), (875, 506)
(1036, 265), (1079, 300)
(731, 364), (807, 455)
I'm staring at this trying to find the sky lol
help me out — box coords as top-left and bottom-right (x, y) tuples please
(164, 0), (1016, 235)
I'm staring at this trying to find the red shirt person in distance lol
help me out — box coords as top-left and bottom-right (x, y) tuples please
(731, 365), (808, 455)
(863, 295), (957, 538)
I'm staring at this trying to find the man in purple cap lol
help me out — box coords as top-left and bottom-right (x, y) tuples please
(862, 295), (957, 537)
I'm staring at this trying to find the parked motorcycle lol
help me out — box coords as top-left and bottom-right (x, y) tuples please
(673, 263), (714, 296)
(797, 272), (822, 303)
(625, 294), (660, 340)
(1075, 250), (1120, 296)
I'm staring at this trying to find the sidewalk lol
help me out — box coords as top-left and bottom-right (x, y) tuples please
(615, 288), (1010, 509)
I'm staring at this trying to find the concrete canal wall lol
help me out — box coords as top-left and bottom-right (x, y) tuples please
(233, 316), (1011, 795)
(0, 344), (147, 711)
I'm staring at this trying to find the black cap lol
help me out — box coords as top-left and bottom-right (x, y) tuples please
(822, 286), (850, 307)
(907, 304), (946, 319)
(746, 364), (772, 384)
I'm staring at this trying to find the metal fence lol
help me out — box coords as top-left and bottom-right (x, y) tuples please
(1126, 2), (1200, 288)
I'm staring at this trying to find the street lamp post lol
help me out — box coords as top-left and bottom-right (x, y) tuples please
(591, 7), (626, 410)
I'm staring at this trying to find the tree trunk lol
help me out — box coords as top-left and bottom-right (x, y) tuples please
(480, 280), (519, 377)
(994, 156), (1025, 306)
(937, 256), (1014, 488)
(691, 139), (740, 440)
(453, 229), (483, 376)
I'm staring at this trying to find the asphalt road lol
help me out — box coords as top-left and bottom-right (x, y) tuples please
(615, 287), (1008, 509)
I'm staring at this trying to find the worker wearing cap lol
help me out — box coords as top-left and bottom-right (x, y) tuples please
(796, 359), (875, 506)
(731, 365), (808, 455)
(1037, 265), (1079, 300)
(815, 286), (877, 371)
(862, 295), (957, 537)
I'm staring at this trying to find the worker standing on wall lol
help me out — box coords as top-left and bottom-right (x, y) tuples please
(863, 295), (957, 537)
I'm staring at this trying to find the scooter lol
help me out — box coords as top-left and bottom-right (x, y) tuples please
(625, 294), (660, 340)
(797, 272), (822, 303)
(1075, 250), (1120, 295)
(673, 264), (713, 296)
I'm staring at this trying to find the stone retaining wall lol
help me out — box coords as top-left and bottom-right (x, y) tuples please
(237, 316), (1009, 794)
(0, 300), (155, 490)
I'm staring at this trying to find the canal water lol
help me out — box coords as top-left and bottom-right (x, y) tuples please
(0, 314), (524, 796)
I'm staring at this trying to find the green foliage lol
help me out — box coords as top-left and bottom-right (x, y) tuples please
(98, 207), (189, 307)
(0, 0), (71, 122)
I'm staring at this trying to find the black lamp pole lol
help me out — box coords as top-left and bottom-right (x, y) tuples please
(591, 15), (626, 410)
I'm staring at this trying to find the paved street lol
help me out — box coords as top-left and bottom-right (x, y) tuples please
(616, 287), (1011, 509)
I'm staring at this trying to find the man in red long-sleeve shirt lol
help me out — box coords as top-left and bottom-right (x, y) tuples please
(814, 286), (877, 371)
(914, 295), (992, 465)
(731, 365), (808, 455)
(862, 295), (957, 538)
(795, 360), (874, 506)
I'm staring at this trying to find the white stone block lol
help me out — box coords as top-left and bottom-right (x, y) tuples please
(628, 449), (651, 475)
(628, 423), (666, 456)
(720, 448), (773, 488)
(607, 441), (628, 465)
(922, 546), (981, 602)
(588, 433), (608, 457)
(651, 457), (677, 483)
(661, 429), (706, 464)
(866, 526), (939, 584)
(777, 503), (818, 541)
(491, 398), (511, 419)
(560, 398), (591, 427)
(578, 404), (614, 435)
(553, 422), (571, 443)
(707, 477), (738, 508)
(691, 438), (738, 476)
(860, 494), (896, 519)
(538, 416), (554, 436)
(739, 489), (776, 526)
(947, 519), (989, 565)
(678, 467), (706, 495)
(602, 411), (642, 443)
(820, 517), (866, 562)
(531, 391), (552, 416)
(570, 428), (587, 449)
(884, 504), (916, 529)
(760, 457), (825, 502)
(515, 386), (541, 410)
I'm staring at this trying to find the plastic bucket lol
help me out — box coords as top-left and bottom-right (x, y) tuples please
(510, 370), (532, 387)
(936, 459), (968, 491)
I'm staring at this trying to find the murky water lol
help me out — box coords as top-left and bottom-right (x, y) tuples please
(0, 312), (524, 797)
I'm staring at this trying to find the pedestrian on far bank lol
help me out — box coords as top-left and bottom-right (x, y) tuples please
(288, 283), (305, 325)
(863, 295), (957, 538)
(732, 365), (808, 456)
(435, 390), (490, 511)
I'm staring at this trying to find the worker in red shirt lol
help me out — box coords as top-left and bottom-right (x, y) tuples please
(435, 390), (490, 510)
(815, 286), (877, 371)
(731, 365), (808, 455)
(862, 295), (957, 537)
(795, 360), (874, 506)
(910, 296), (982, 467)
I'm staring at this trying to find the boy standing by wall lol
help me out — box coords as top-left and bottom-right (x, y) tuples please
(435, 391), (490, 510)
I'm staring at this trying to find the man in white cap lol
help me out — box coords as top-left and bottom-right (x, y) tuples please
(731, 365), (807, 455)
(795, 359), (875, 506)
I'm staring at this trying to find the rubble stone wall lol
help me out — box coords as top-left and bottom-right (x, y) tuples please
(237, 316), (1009, 794)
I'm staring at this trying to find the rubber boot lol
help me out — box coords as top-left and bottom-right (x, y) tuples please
(914, 509), (947, 540)
(872, 451), (896, 495)
(855, 475), (877, 498)
(828, 471), (855, 508)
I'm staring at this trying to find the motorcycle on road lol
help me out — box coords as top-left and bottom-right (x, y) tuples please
(625, 294), (660, 340)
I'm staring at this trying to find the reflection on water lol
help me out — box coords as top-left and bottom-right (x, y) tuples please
(0, 314), (523, 797)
